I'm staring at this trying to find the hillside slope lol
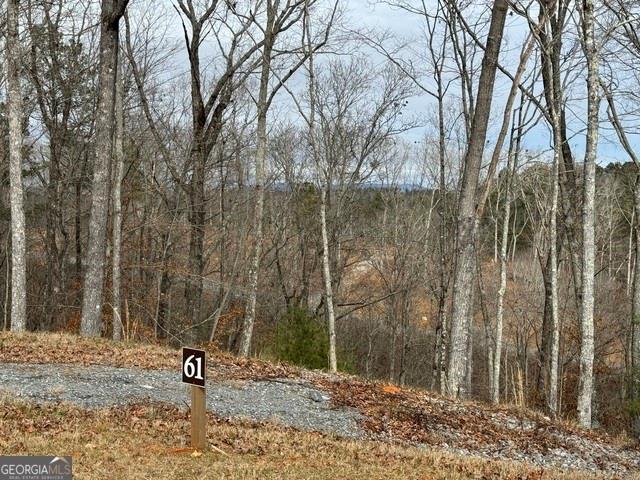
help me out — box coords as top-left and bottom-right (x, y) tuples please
(1, 332), (638, 479)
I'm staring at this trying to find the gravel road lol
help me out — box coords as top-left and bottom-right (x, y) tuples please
(0, 363), (364, 439)
(4, 361), (640, 475)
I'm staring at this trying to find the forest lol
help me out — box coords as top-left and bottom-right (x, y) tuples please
(2, 0), (640, 437)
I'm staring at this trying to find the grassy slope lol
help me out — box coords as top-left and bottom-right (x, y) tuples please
(0, 401), (604, 480)
(0, 332), (635, 479)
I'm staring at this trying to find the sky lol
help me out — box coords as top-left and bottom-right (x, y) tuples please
(129, 0), (639, 168)
(348, 1), (640, 166)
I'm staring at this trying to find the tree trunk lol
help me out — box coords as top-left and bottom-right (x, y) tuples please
(111, 60), (124, 341)
(75, 156), (85, 280)
(547, 114), (561, 418)
(535, 0), (565, 417)
(538, 251), (553, 398)
(156, 230), (172, 341)
(44, 143), (61, 329)
(492, 125), (520, 403)
(321, 187), (338, 372)
(7, 0), (27, 332)
(80, 0), (129, 337)
(631, 176), (640, 435)
(538, 0), (582, 309)
(157, 269), (171, 340)
(577, 0), (599, 429)
(239, 3), (275, 356)
(629, 210), (635, 297)
(432, 88), (449, 393)
(399, 293), (409, 386)
(185, 144), (205, 341)
(445, 0), (509, 398)
(238, 137), (264, 355)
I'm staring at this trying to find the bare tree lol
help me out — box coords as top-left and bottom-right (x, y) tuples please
(239, 0), (302, 356)
(236, 0), (276, 354)
(537, 1), (563, 419)
(239, 0), (337, 356)
(577, 0), (600, 429)
(172, 0), (319, 344)
(491, 102), (524, 403)
(369, 0), (456, 394)
(476, 38), (535, 403)
(80, 0), (130, 337)
(445, 0), (509, 399)
(8, 0), (640, 434)
(547, 120), (561, 419)
(26, 0), (98, 330)
(603, 79), (640, 433)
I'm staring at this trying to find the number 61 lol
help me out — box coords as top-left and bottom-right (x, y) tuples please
(183, 355), (204, 380)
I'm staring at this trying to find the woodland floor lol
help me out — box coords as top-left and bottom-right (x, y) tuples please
(0, 332), (639, 479)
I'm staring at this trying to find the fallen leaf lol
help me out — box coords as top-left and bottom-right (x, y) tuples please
(168, 447), (194, 455)
(382, 385), (401, 394)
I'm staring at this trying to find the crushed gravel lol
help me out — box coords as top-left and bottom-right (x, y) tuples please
(0, 363), (365, 439)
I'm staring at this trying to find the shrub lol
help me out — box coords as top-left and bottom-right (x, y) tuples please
(274, 306), (329, 370)
(267, 306), (357, 373)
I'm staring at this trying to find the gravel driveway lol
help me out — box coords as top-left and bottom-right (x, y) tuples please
(0, 363), (365, 439)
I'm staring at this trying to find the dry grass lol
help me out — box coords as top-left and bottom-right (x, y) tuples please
(0, 332), (183, 370)
(0, 400), (615, 480)
(0, 331), (300, 380)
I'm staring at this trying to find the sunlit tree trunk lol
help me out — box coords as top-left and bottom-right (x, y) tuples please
(320, 187), (338, 372)
(7, 0), (26, 332)
(577, 0), (599, 429)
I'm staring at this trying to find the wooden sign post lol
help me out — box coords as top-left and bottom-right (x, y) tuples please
(182, 347), (207, 450)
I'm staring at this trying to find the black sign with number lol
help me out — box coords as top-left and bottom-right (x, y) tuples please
(182, 347), (206, 387)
